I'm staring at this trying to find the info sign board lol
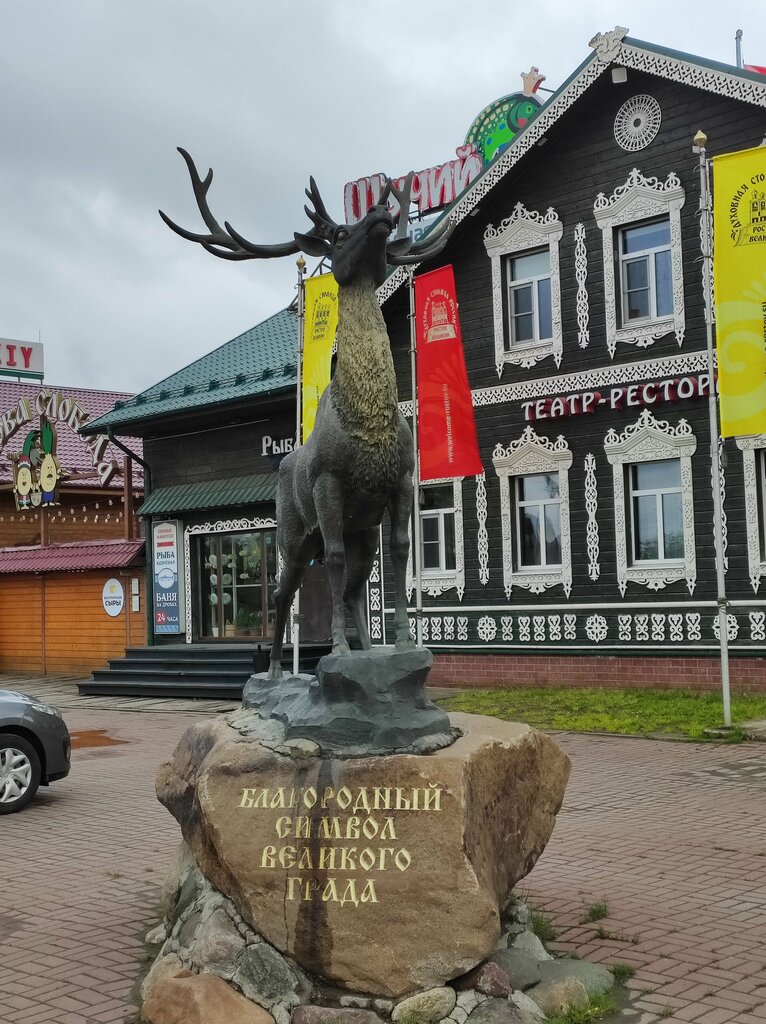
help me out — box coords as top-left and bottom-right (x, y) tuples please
(153, 521), (184, 634)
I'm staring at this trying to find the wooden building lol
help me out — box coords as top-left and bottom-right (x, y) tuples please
(0, 382), (145, 676)
(87, 31), (766, 692)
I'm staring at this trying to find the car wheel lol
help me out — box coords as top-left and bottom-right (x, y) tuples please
(0, 733), (41, 814)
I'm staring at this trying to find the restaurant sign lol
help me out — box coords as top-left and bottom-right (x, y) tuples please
(0, 338), (44, 381)
(0, 390), (121, 507)
(522, 374), (712, 422)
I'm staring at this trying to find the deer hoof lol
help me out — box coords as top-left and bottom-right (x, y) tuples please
(331, 640), (351, 656)
(267, 664), (283, 681)
(395, 636), (417, 650)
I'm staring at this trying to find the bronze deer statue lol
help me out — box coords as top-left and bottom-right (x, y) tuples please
(160, 149), (453, 678)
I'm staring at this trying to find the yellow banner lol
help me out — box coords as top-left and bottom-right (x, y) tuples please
(713, 146), (766, 437)
(302, 273), (338, 441)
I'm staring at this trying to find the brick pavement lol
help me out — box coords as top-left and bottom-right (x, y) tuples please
(1, 693), (765, 1024)
(524, 734), (766, 1024)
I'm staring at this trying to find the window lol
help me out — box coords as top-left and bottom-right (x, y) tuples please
(604, 409), (697, 595)
(629, 459), (684, 562)
(507, 251), (553, 348)
(493, 427), (572, 597)
(594, 169), (685, 358)
(516, 473), (562, 568)
(484, 202), (563, 374)
(420, 484), (456, 574)
(406, 477), (465, 598)
(619, 219), (673, 325)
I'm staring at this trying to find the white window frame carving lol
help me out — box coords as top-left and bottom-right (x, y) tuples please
(735, 435), (766, 592)
(493, 426), (573, 598)
(484, 203), (564, 376)
(406, 477), (465, 599)
(183, 516), (277, 644)
(604, 409), (696, 596)
(594, 169), (685, 358)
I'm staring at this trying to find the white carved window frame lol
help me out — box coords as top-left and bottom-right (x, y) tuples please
(406, 477), (465, 599)
(483, 203), (564, 376)
(604, 410), (696, 596)
(593, 169), (686, 358)
(492, 426), (572, 598)
(183, 516), (277, 644)
(735, 435), (766, 592)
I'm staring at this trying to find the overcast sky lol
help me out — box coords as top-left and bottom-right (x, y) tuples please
(1, 1), (763, 395)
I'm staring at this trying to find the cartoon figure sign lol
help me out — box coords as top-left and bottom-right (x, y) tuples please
(10, 432), (40, 510)
(8, 420), (68, 510)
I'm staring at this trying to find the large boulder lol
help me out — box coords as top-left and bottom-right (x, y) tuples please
(156, 711), (569, 997)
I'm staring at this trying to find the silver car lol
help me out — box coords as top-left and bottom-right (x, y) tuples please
(0, 690), (71, 813)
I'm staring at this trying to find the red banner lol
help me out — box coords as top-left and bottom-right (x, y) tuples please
(414, 265), (483, 481)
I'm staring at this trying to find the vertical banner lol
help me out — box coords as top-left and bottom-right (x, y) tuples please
(152, 521), (184, 634)
(414, 265), (483, 480)
(302, 273), (339, 441)
(713, 145), (766, 436)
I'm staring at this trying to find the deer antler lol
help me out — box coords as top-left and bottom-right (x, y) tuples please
(159, 148), (300, 261)
(385, 171), (455, 266)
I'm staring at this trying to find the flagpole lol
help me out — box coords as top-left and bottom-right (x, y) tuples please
(292, 255), (306, 676)
(735, 29), (743, 69)
(694, 129), (732, 727)
(407, 268), (424, 647)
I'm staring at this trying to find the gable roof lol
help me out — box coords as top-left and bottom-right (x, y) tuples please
(0, 382), (143, 489)
(377, 30), (766, 306)
(83, 307), (298, 435)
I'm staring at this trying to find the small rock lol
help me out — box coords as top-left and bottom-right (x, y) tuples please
(177, 911), (202, 950)
(527, 978), (589, 1017)
(487, 950), (541, 992)
(281, 737), (320, 758)
(509, 993), (546, 1020)
(455, 963), (512, 997)
(169, 871), (202, 927)
(392, 987), (457, 1024)
(142, 972), (275, 1024)
(450, 1009), (468, 1024)
(537, 960), (614, 997)
(191, 907), (245, 977)
(340, 996), (374, 1009)
(456, 991), (483, 1014)
(509, 934), (553, 963)
(146, 923), (168, 946)
(140, 954), (190, 1003)
(272, 1004), (292, 1024)
(292, 1009), (385, 1024)
(466, 997), (532, 1024)
(235, 943), (304, 1008)
(374, 999), (393, 1014)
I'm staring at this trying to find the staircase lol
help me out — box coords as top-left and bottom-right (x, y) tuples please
(78, 643), (328, 700)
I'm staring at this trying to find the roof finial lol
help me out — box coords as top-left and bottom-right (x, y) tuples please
(589, 26), (629, 62)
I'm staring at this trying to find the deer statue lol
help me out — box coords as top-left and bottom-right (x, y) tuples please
(160, 149), (453, 679)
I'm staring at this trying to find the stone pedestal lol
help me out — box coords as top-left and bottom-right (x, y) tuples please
(242, 647), (453, 756)
(156, 711), (570, 998)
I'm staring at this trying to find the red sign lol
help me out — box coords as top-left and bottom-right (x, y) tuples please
(414, 266), (483, 481)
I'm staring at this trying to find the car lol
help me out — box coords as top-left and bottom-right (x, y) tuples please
(0, 689), (71, 813)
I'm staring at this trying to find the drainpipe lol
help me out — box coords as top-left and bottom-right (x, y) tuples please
(107, 428), (154, 647)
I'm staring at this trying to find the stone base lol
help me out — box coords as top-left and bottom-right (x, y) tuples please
(156, 711), (570, 997)
(242, 647), (453, 756)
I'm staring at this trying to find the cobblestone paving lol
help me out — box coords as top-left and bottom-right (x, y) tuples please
(1, 687), (765, 1024)
(525, 733), (766, 1024)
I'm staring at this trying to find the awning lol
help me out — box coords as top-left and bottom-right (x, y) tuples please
(0, 539), (145, 574)
(139, 472), (278, 516)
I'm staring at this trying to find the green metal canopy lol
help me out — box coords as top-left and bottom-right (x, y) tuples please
(139, 472), (278, 516)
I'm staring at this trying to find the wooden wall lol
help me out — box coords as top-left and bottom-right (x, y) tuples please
(0, 571), (146, 675)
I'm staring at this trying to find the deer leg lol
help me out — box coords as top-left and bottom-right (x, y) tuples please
(343, 528), (378, 650)
(269, 556), (309, 680)
(389, 472), (416, 649)
(314, 474), (349, 656)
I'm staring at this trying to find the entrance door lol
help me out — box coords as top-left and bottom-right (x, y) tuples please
(198, 530), (277, 640)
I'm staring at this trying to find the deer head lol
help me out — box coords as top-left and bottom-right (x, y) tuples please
(159, 149), (454, 286)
